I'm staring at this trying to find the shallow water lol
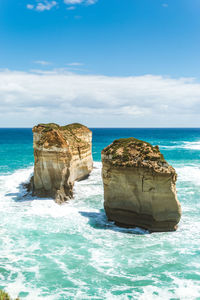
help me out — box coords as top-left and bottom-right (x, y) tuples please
(0, 128), (200, 299)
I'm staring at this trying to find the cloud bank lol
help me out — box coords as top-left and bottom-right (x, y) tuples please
(0, 69), (200, 127)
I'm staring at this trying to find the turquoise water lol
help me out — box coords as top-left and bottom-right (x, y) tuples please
(0, 128), (200, 299)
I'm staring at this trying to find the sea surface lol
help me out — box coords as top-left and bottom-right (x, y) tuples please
(0, 128), (200, 299)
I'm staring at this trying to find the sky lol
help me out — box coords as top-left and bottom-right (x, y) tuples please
(0, 0), (200, 127)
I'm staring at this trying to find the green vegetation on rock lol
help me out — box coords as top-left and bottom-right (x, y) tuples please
(34, 123), (86, 134)
(102, 137), (166, 167)
(38, 123), (60, 132)
(60, 123), (84, 131)
(33, 122), (90, 148)
(0, 290), (20, 300)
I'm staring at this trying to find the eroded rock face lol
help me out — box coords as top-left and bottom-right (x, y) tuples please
(101, 138), (181, 232)
(32, 123), (93, 203)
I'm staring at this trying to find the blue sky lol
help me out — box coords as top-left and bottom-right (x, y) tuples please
(0, 0), (200, 127)
(1, 0), (200, 77)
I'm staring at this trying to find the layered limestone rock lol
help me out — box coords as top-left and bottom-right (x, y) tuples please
(32, 123), (93, 203)
(102, 138), (181, 232)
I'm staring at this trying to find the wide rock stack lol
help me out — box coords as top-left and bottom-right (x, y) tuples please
(101, 137), (181, 232)
(32, 123), (93, 203)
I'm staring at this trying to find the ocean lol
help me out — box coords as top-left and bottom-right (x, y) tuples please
(0, 128), (200, 299)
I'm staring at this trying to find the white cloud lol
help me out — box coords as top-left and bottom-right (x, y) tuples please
(36, 1), (57, 11)
(63, 0), (97, 6)
(27, 1), (57, 12)
(27, 0), (96, 11)
(86, 0), (97, 4)
(27, 4), (34, 9)
(162, 3), (168, 8)
(0, 69), (200, 127)
(67, 6), (76, 10)
(64, 0), (83, 3)
(66, 62), (84, 66)
(34, 60), (52, 65)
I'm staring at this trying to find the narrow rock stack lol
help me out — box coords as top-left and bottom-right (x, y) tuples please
(31, 123), (93, 203)
(101, 137), (181, 232)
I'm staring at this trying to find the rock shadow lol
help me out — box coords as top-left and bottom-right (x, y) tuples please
(79, 210), (149, 235)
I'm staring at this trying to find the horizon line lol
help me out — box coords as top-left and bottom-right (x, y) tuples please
(0, 127), (200, 129)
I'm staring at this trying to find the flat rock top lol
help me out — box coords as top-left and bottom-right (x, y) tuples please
(33, 123), (90, 133)
(33, 123), (91, 149)
(102, 137), (175, 174)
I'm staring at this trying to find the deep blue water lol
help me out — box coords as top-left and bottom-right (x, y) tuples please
(1, 128), (200, 173)
(0, 128), (200, 299)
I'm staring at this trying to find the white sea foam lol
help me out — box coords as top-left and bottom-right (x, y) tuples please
(136, 279), (200, 300)
(159, 140), (200, 151)
(159, 145), (181, 150)
(0, 161), (200, 299)
(176, 165), (200, 186)
(182, 140), (200, 150)
(0, 166), (33, 198)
